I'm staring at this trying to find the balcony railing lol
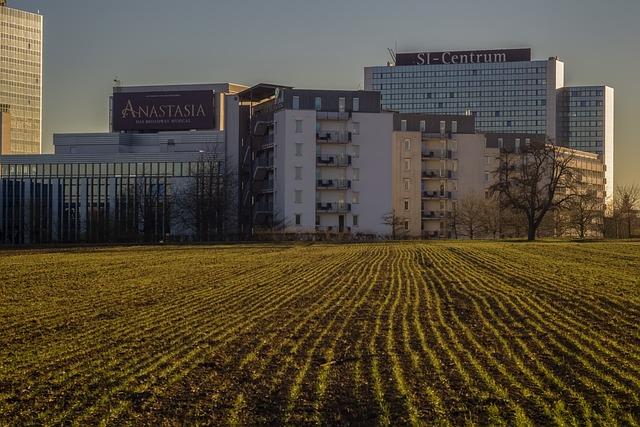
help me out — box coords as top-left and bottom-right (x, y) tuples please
(254, 202), (273, 213)
(422, 211), (452, 219)
(316, 155), (352, 167)
(316, 131), (352, 144)
(317, 179), (351, 190)
(422, 149), (455, 159)
(316, 111), (351, 121)
(254, 180), (274, 193)
(422, 191), (454, 200)
(422, 170), (456, 179)
(317, 202), (352, 213)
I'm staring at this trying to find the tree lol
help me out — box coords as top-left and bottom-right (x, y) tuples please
(613, 185), (640, 238)
(174, 150), (238, 241)
(490, 141), (577, 241)
(453, 192), (485, 239)
(566, 191), (604, 239)
(382, 209), (407, 240)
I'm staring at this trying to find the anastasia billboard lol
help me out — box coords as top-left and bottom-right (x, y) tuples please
(112, 90), (215, 132)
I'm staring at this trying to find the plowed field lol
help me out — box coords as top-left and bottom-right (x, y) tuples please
(1, 242), (639, 425)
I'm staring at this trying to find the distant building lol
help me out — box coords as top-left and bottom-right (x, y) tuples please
(365, 48), (614, 197)
(0, 2), (42, 154)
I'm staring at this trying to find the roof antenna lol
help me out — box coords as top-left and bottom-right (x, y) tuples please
(387, 48), (396, 66)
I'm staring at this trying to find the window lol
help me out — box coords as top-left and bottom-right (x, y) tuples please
(439, 121), (446, 136)
(515, 138), (521, 152)
(293, 96), (300, 110)
(352, 168), (360, 181)
(338, 97), (346, 113)
(353, 97), (360, 112)
(420, 120), (426, 132)
(353, 215), (359, 227)
(404, 220), (410, 231)
(404, 139), (411, 152)
(352, 145), (360, 158)
(404, 159), (411, 171)
(352, 192), (360, 204)
(403, 179), (410, 191)
(295, 120), (303, 133)
(295, 214), (301, 226)
(352, 122), (360, 135)
(452, 120), (458, 134)
(316, 215), (320, 226)
(315, 97), (322, 111)
(295, 143), (303, 156)
(295, 166), (302, 180)
(404, 199), (410, 210)
(498, 138), (504, 149)
(295, 190), (302, 203)
(525, 138), (531, 146)
(401, 120), (407, 132)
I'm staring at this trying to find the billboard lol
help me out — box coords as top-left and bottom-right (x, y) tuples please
(395, 48), (532, 66)
(112, 90), (215, 132)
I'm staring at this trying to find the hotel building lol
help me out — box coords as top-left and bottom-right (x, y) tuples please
(0, 1), (42, 154)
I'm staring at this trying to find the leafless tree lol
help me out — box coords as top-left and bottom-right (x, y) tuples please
(174, 150), (238, 241)
(490, 141), (578, 241)
(382, 209), (408, 240)
(566, 191), (604, 239)
(613, 185), (640, 238)
(453, 192), (485, 239)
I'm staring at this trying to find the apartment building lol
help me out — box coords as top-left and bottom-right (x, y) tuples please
(392, 114), (488, 238)
(239, 85), (394, 236)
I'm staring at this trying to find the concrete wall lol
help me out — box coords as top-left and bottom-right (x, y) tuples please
(353, 112), (393, 235)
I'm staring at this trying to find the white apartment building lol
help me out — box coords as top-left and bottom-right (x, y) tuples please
(244, 87), (394, 236)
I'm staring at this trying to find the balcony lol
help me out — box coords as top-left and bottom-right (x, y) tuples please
(317, 179), (351, 190)
(254, 202), (273, 214)
(254, 180), (274, 193)
(316, 155), (352, 167)
(316, 111), (351, 121)
(422, 191), (454, 200)
(317, 202), (352, 213)
(422, 170), (456, 179)
(316, 131), (352, 144)
(422, 211), (452, 219)
(422, 149), (455, 159)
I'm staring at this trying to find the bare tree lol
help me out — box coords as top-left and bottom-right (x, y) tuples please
(490, 141), (577, 241)
(614, 185), (640, 238)
(453, 192), (485, 239)
(566, 191), (604, 239)
(174, 150), (238, 242)
(479, 195), (502, 239)
(382, 209), (407, 240)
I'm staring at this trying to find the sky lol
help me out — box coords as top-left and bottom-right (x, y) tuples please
(13, 0), (640, 186)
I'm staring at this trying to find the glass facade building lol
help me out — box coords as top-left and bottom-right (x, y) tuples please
(365, 58), (563, 137)
(0, 4), (42, 154)
(0, 157), (217, 244)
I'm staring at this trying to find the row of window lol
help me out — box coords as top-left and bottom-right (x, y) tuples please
(383, 89), (546, 100)
(373, 79), (546, 90)
(292, 96), (360, 112)
(372, 67), (547, 79)
(382, 99), (547, 109)
(565, 100), (604, 107)
(0, 161), (214, 178)
(565, 90), (604, 97)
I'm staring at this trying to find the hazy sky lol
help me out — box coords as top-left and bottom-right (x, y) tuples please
(14, 0), (640, 186)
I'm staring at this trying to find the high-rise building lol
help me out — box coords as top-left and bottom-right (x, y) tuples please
(365, 48), (614, 197)
(0, 1), (42, 154)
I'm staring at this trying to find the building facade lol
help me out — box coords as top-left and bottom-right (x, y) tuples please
(240, 86), (393, 237)
(365, 48), (613, 197)
(392, 114), (490, 238)
(0, 83), (246, 244)
(0, 2), (42, 154)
